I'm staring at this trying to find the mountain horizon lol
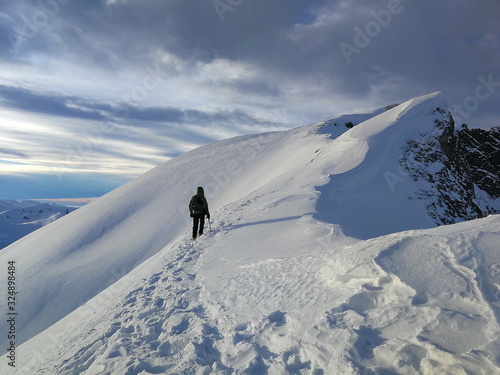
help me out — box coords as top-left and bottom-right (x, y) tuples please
(0, 200), (76, 250)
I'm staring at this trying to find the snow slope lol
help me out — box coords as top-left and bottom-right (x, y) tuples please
(0, 200), (76, 249)
(1, 92), (499, 374)
(7, 214), (499, 374)
(0, 119), (336, 346)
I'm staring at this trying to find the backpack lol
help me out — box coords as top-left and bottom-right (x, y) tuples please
(191, 195), (205, 212)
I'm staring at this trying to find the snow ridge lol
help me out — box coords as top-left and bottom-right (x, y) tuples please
(1, 92), (499, 374)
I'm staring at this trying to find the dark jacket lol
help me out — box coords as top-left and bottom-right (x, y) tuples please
(189, 187), (209, 217)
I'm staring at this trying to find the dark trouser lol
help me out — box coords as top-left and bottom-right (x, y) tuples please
(192, 214), (205, 239)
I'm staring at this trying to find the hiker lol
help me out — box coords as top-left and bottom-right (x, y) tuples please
(189, 186), (210, 240)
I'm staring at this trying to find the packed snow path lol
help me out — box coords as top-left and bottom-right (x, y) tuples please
(57, 235), (213, 374)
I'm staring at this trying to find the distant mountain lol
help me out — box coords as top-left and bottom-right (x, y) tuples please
(0, 200), (76, 249)
(1, 92), (499, 374)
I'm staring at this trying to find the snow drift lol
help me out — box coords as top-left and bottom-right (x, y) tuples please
(1, 92), (498, 374)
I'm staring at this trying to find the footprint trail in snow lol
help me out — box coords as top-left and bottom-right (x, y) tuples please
(58, 236), (223, 374)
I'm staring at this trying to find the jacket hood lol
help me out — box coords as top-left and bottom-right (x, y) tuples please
(197, 186), (204, 196)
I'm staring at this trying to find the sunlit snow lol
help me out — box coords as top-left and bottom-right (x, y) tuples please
(1, 93), (498, 374)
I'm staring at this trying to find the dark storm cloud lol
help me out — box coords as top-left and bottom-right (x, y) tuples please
(3, 0), (498, 107)
(0, 85), (107, 121)
(105, 0), (497, 93)
(124, 104), (278, 128)
(0, 84), (278, 129)
(224, 79), (281, 97)
(1, 0), (498, 201)
(102, 1), (499, 122)
(2, 1), (328, 76)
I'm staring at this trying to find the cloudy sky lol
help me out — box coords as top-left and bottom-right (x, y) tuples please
(0, 0), (498, 203)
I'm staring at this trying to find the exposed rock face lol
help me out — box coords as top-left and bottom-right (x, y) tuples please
(457, 125), (500, 199)
(400, 108), (499, 225)
(319, 104), (499, 226)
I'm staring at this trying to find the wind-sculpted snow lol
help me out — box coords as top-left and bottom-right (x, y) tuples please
(1, 92), (499, 374)
(315, 94), (499, 238)
(375, 223), (500, 356)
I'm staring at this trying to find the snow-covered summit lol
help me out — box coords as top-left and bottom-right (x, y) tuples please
(0, 200), (76, 249)
(1, 92), (499, 374)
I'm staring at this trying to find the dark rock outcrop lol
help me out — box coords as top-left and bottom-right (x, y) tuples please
(400, 108), (499, 225)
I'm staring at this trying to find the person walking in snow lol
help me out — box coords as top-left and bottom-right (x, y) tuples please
(189, 186), (210, 240)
